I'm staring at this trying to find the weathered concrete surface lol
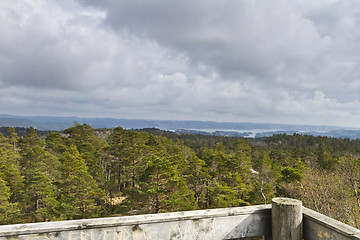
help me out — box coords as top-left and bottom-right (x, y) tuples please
(3, 199), (360, 240)
(0, 205), (271, 240)
(272, 197), (302, 240)
(303, 207), (360, 240)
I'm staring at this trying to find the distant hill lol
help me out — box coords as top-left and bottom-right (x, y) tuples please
(1, 114), (360, 139)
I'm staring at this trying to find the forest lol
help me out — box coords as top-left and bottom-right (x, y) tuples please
(0, 124), (360, 228)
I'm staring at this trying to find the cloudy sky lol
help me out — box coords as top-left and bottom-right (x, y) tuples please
(1, 0), (360, 127)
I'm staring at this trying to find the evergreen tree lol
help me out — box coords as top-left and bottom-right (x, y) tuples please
(196, 142), (251, 208)
(18, 127), (44, 170)
(105, 128), (149, 196)
(45, 132), (68, 155)
(0, 133), (23, 203)
(63, 123), (106, 187)
(0, 133), (22, 224)
(58, 145), (105, 219)
(7, 127), (18, 150)
(184, 154), (210, 208)
(250, 152), (276, 204)
(18, 128), (60, 222)
(139, 155), (196, 213)
(23, 171), (58, 222)
(0, 176), (21, 224)
(317, 142), (337, 169)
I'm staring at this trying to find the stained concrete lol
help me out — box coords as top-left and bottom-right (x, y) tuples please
(0, 205), (271, 240)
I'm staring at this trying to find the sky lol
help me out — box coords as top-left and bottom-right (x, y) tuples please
(1, 0), (360, 128)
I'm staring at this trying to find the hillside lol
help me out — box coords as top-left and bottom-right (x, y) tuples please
(1, 124), (360, 228)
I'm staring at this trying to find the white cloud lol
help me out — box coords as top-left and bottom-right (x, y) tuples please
(1, 0), (360, 127)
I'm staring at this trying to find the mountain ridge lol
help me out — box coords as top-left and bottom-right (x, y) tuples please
(1, 114), (360, 139)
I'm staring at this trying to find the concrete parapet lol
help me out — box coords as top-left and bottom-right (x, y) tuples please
(1, 198), (360, 240)
(0, 205), (271, 240)
(303, 207), (360, 240)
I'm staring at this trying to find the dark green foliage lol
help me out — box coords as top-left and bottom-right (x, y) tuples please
(0, 134), (23, 203)
(57, 145), (105, 219)
(63, 123), (107, 186)
(23, 171), (58, 222)
(195, 141), (252, 208)
(18, 128), (61, 222)
(279, 166), (303, 183)
(0, 127), (52, 138)
(0, 177), (21, 224)
(45, 132), (68, 154)
(139, 155), (196, 213)
(7, 127), (18, 149)
(2, 127), (360, 228)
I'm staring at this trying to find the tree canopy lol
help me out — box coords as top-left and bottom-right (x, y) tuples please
(1, 126), (360, 228)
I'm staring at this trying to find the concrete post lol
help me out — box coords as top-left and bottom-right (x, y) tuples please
(272, 197), (302, 240)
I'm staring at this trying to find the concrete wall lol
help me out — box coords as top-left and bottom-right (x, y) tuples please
(303, 207), (360, 240)
(0, 205), (271, 240)
(1, 202), (360, 240)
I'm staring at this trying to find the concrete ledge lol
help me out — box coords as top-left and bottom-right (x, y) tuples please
(0, 205), (271, 240)
(303, 207), (360, 240)
(3, 203), (359, 240)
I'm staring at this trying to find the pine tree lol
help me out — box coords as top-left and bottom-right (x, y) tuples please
(317, 142), (337, 169)
(7, 127), (18, 150)
(18, 127), (44, 171)
(0, 133), (22, 223)
(45, 132), (68, 155)
(184, 154), (210, 208)
(18, 128), (60, 222)
(23, 171), (58, 222)
(250, 152), (276, 204)
(63, 124), (106, 187)
(0, 133), (23, 203)
(139, 155), (196, 213)
(58, 145), (105, 219)
(0, 176), (21, 224)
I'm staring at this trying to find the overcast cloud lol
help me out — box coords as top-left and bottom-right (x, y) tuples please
(1, 0), (360, 127)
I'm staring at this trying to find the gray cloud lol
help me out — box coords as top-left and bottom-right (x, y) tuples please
(77, 1), (314, 76)
(1, 0), (360, 127)
(74, 1), (354, 96)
